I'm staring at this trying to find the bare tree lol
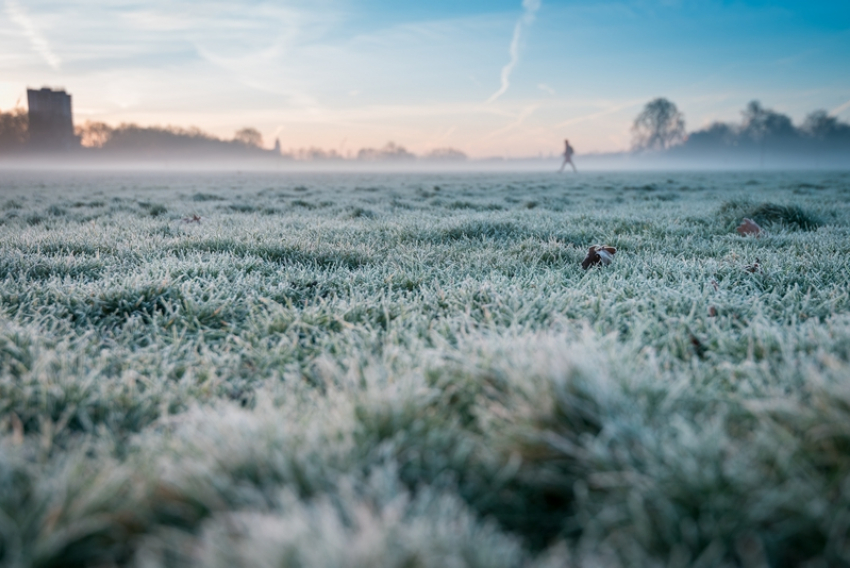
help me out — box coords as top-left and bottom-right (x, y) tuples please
(75, 121), (113, 148)
(631, 98), (686, 151)
(234, 127), (263, 148)
(0, 107), (28, 152)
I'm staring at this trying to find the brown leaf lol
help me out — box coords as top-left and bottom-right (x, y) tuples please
(736, 218), (762, 237)
(744, 258), (761, 273)
(181, 214), (202, 224)
(690, 334), (707, 358)
(708, 306), (717, 317)
(581, 245), (617, 270)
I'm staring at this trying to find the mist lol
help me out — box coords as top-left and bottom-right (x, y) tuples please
(1, 95), (848, 172)
(580, 99), (850, 171)
(660, 101), (850, 169)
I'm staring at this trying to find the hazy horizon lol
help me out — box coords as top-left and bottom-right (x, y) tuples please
(2, 1), (849, 158)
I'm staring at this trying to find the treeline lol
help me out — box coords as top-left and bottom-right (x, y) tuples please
(75, 122), (276, 159)
(684, 103), (850, 152)
(0, 111), (277, 159)
(632, 98), (850, 164)
(291, 142), (466, 162)
(0, 111), (468, 162)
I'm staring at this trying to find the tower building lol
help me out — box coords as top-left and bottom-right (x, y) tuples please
(27, 87), (79, 150)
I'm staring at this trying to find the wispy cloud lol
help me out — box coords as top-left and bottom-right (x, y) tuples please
(194, 43), (319, 109)
(485, 0), (540, 104)
(488, 103), (539, 138)
(537, 83), (555, 95)
(5, 0), (60, 70)
(555, 99), (645, 128)
(830, 98), (850, 117)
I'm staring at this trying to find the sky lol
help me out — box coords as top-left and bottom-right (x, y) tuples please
(1, 0), (849, 157)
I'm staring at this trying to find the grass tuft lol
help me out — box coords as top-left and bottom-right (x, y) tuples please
(718, 199), (821, 231)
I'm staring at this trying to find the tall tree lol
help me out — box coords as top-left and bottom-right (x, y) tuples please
(631, 98), (686, 151)
(0, 108), (28, 152)
(75, 121), (113, 148)
(234, 127), (263, 148)
(802, 110), (850, 140)
(740, 100), (796, 142)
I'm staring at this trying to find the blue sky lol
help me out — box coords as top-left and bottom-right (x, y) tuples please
(2, 0), (848, 156)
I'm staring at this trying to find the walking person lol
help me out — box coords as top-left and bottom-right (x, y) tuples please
(559, 139), (577, 172)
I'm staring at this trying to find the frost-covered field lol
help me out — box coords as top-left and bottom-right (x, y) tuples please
(1, 169), (849, 567)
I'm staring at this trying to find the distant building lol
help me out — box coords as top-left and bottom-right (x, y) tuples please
(27, 87), (79, 150)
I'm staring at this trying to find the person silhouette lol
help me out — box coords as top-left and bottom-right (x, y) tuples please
(558, 139), (576, 173)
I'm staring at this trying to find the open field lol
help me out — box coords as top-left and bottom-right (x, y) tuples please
(1, 169), (849, 567)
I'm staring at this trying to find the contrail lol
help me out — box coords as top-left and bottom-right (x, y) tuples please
(830, 98), (850, 117)
(554, 99), (646, 128)
(486, 0), (540, 104)
(6, 0), (61, 70)
(487, 103), (539, 138)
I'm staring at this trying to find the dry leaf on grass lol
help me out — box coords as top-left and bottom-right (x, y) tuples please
(581, 245), (616, 269)
(181, 214), (202, 224)
(690, 334), (708, 358)
(736, 218), (763, 237)
(744, 258), (761, 273)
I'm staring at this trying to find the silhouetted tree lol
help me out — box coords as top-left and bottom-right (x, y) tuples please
(0, 108), (28, 152)
(294, 147), (344, 161)
(802, 110), (850, 141)
(740, 101), (797, 166)
(357, 142), (416, 161)
(677, 101), (850, 167)
(683, 122), (737, 150)
(631, 98), (686, 151)
(424, 148), (467, 161)
(234, 127), (263, 148)
(76, 121), (113, 148)
(740, 100), (796, 142)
